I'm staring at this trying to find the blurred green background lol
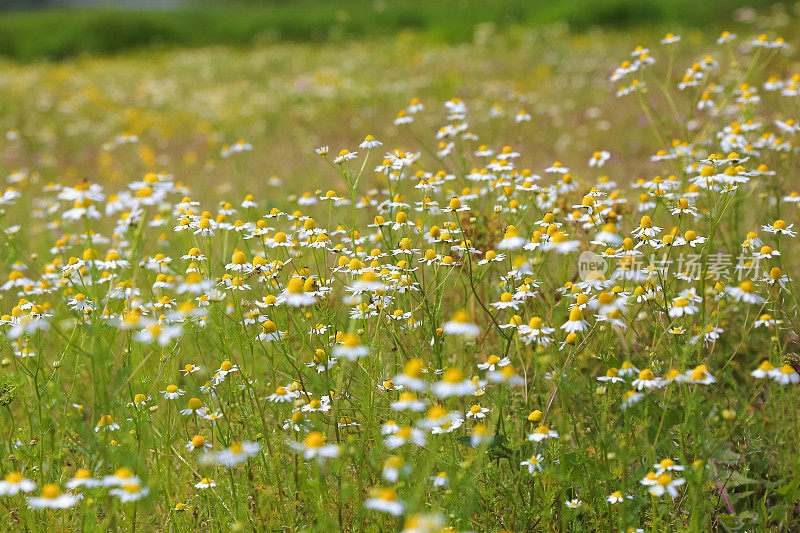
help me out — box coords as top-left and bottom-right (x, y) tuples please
(0, 0), (796, 62)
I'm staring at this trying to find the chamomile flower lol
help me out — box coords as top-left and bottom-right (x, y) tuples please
(477, 354), (510, 371)
(280, 277), (318, 307)
(332, 333), (370, 360)
(680, 365), (716, 385)
(632, 369), (663, 390)
(394, 358), (428, 391)
(661, 32), (681, 44)
(431, 368), (476, 398)
(477, 250), (505, 265)
(762, 219), (796, 237)
(185, 435), (212, 452)
(181, 363), (201, 376)
(334, 149), (358, 163)
(267, 385), (299, 403)
(442, 310), (480, 338)
(491, 291), (520, 310)
(725, 281), (765, 304)
(391, 392), (427, 412)
(102, 467), (140, 487)
(589, 150), (611, 167)
(543, 231), (581, 253)
(751, 360), (775, 378)
(466, 404), (489, 419)
(288, 431), (339, 462)
(606, 491), (632, 504)
(0, 472), (36, 495)
(364, 488), (405, 516)
(497, 225), (526, 249)
(194, 478), (217, 489)
(66, 469), (101, 489)
(653, 458), (684, 475)
(27, 485), (80, 509)
(94, 414), (120, 432)
(161, 384), (186, 400)
(621, 390), (644, 408)
(257, 320), (285, 342)
(179, 397), (207, 416)
(668, 297), (698, 317)
(521, 454), (544, 473)
(597, 368), (625, 384)
(648, 473), (685, 498)
(359, 135), (382, 149)
(561, 306), (589, 333)
(384, 426), (427, 449)
(527, 425), (559, 442)
(772, 365), (800, 385)
(205, 442), (261, 466)
(382, 456), (409, 483)
(109, 483), (150, 502)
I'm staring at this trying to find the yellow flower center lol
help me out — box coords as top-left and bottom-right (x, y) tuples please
(427, 405), (447, 420)
(404, 358), (424, 378)
(41, 484), (61, 499)
(738, 281), (754, 293)
(451, 310), (470, 323)
(341, 333), (361, 348)
(305, 431), (325, 448)
(114, 467), (133, 479)
(5, 472), (23, 483)
(287, 277), (305, 294)
(442, 368), (464, 384)
(598, 292), (615, 305)
(379, 488), (397, 501)
(638, 369), (655, 380)
(123, 483), (142, 494)
(386, 456), (403, 468)
(187, 398), (203, 410)
(690, 367), (707, 380)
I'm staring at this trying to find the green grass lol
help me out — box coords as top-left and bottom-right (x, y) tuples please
(0, 0), (791, 61)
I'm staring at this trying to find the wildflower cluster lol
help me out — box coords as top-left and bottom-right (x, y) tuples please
(1, 23), (800, 531)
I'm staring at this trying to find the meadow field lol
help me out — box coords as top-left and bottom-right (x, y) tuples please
(2, 2), (800, 531)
